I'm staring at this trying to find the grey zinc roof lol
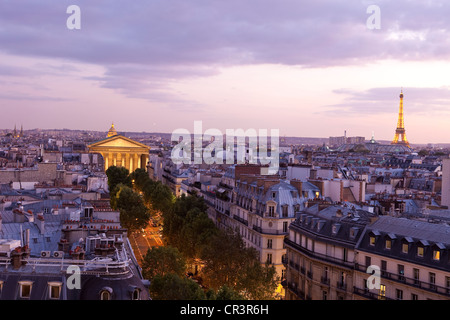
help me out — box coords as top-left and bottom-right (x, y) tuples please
(368, 216), (450, 246)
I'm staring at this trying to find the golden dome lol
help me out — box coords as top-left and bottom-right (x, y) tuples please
(107, 123), (118, 138)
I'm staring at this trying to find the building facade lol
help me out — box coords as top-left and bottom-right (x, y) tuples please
(88, 125), (150, 173)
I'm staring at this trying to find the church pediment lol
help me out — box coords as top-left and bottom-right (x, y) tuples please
(88, 135), (150, 150)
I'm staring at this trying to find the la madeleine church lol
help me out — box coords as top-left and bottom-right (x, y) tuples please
(88, 123), (150, 173)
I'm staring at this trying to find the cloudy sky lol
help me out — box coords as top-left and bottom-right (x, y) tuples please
(1, 0), (450, 143)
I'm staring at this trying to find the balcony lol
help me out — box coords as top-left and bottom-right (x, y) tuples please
(284, 238), (354, 269)
(321, 276), (330, 286)
(353, 286), (393, 300)
(355, 264), (450, 297)
(233, 214), (248, 226)
(252, 224), (288, 235)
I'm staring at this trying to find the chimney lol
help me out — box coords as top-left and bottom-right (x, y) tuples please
(263, 179), (280, 193)
(289, 179), (302, 195)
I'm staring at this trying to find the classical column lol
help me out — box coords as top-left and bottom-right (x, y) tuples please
(129, 154), (134, 173)
(113, 153), (117, 167)
(108, 153), (113, 169)
(137, 153), (141, 169)
(104, 152), (109, 170)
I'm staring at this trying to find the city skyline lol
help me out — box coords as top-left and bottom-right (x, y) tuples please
(2, 1), (450, 143)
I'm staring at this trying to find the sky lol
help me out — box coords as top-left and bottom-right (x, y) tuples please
(1, 0), (450, 144)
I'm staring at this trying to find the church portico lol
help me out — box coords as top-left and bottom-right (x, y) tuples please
(88, 124), (150, 173)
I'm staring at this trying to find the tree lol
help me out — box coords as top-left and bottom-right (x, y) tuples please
(112, 184), (150, 233)
(206, 285), (244, 300)
(106, 166), (132, 199)
(149, 273), (206, 300)
(141, 246), (186, 281)
(200, 229), (278, 299)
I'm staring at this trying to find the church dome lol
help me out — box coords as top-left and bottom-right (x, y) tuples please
(107, 123), (118, 138)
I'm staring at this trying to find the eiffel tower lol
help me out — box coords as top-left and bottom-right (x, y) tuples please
(391, 89), (409, 147)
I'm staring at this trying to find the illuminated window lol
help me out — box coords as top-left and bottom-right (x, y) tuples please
(417, 246), (424, 257)
(433, 250), (440, 261)
(402, 243), (409, 254)
(385, 239), (391, 250)
(378, 284), (386, 300)
(369, 236), (376, 246)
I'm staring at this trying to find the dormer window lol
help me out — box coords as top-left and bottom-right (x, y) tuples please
(48, 281), (62, 300)
(401, 237), (413, 254)
(433, 250), (440, 261)
(268, 206), (275, 217)
(385, 239), (392, 250)
(368, 230), (380, 246)
(18, 281), (33, 299)
(350, 227), (359, 239)
(100, 287), (113, 300)
(402, 243), (409, 254)
(282, 205), (288, 217)
(331, 223), (341, 235)
(417, 246), (424, 257)
(433, 243), (445, 261)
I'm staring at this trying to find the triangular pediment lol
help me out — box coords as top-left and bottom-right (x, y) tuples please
(88, 135), (150, 150)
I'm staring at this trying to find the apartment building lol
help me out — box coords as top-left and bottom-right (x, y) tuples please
(284, 205), (450, 300)
(284, 204), (376, 300)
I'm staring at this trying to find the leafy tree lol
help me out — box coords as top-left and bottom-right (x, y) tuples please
(200, 229), (278, 299)
(141, 246), (186, 280)
(206, 285), (244, 300)
(200, 229), (249, 290)
(237, 260), (278, 300)
(106, 166), (132, 198)
(112, 184), (150, 233)
(149, 273), (206, 300)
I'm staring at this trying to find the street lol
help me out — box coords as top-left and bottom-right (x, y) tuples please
(130, 222), (164, 265)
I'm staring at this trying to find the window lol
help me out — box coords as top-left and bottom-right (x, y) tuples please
(283, 221), (288, 233)
(411, 293), (418, 300)
(417, 246), (424, 257)
(369, 236), (376, 246)
(396, 289), (403, 300)
(446, 277), (450, 294)
(268, 206), (275, 217)
(365, 256), (371, 267)
(378, 284), (386, 300)
(429, 273), (436, 290)
(398, 265), (404, 281)
(132, 289), (140, 300)
(267, 239), (273, 249)
(402, 243), (409, 254)
(385, 239), (392, 250)
(19, 281), (33, 299)
(100, 287), (113, 300)
(433, 250), (440, 261)
(282, 205), (288, 217)
(267, 253), (272, 264)
(48, 282), (62, 300)
(413, 268), (420, 285)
